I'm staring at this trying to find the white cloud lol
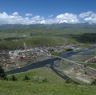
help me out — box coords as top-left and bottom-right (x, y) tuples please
(0, 12), (9, 24)
(79, 11), (96, 24)
(30, 16), (45, 24)
(0, 11), (96, 24)
(12, 12), (19, 16)
(55, 13), (80, 24)
(0, 12), (45, 25)
(25, 13), (32, 16)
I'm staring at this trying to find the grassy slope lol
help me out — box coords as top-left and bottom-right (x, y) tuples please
(0, 24), (96, 49)
(0, 67), (96, 95)
(0, 26), (78, 49)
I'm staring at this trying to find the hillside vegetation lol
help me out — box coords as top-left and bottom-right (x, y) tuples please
(0, 67), (96, 95)
(0, 24), (96, 49)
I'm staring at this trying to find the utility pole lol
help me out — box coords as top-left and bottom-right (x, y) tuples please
(24, 42), (27, 51)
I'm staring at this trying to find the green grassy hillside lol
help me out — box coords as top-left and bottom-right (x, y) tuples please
(0, 67), (96, 95)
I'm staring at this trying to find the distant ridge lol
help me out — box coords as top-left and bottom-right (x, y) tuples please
(0, 23), (96, 29)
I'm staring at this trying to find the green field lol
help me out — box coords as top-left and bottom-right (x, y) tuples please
(0, 24), (96, 49)
(0, 67), (96, 95)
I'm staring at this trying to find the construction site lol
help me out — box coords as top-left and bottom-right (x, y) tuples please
(53, 48), (96, 84)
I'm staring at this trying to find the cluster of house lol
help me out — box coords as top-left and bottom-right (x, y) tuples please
(0, 45), (79, 70)
(9, 48), (50, 63)
(0, 50), (9, 64)
(0, 48), (51, 70)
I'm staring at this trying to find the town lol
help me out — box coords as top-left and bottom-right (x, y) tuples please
(0, 43), (81, 71)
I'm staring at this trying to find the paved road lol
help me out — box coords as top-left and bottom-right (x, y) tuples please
(7, 58), (58, 75)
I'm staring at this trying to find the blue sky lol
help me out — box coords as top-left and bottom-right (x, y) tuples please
(0, 0), (96, 16)
(0, 0), (96, 24)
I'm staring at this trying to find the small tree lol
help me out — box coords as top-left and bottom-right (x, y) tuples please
(91, 79), (96, 85)
(65, 78), (72, 84)
(32, 76), (48, 83)
(11, 75), (17, 81)
(42, 78), (48, 83)
(0, 66), (6, 80)
(23, 75), (30, 81)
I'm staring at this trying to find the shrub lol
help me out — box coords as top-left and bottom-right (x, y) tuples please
(23, 75), (30, 81)
(0, 66), (6, 80)
(65, 78), (73, 84)
(32, 76), (48, 83)
(42, 78), (48, 83)
(91, 79), (96, 85)
(10, 75), (17, 81)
